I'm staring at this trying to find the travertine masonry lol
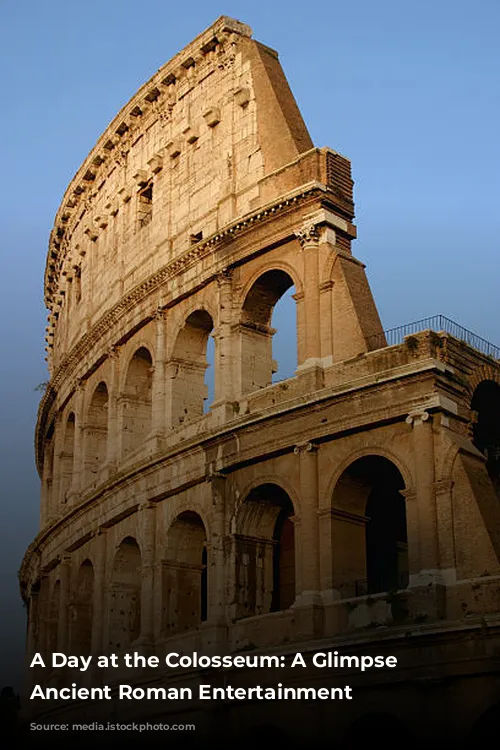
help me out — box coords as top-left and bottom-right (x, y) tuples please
(21, 16), (500, 747)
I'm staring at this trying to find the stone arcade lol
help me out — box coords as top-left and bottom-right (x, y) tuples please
(20, 15), (500, 747)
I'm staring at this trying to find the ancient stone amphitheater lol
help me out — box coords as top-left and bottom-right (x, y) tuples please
(20, 15), (500, 747)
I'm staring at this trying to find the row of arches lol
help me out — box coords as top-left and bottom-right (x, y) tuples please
(44, 269), (298, 506)
(42, 455), (409, 657)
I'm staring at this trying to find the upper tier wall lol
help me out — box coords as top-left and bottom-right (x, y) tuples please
(44, 15), (320, 369)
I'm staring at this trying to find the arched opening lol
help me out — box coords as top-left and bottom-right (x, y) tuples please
(240, 270), (296, 393)
(234, 483), (295, 618)
(162, 512), (207, 636)
(122, 347), (153, 458)
(108, 537), (141, 651)
(70, 560), (94, 655)
(46, 580), (60, 655)
(170, 310), (214, 426)
(331, 456), (408, 597)
(471, 380), (500, 498)
(84, 382), (108, 481)
(59, 413), (75, 503)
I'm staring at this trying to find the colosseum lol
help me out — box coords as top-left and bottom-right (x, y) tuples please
(19, 15), (500, 748)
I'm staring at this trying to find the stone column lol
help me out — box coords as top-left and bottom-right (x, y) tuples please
(139, 502), (157, 648)
(295, 224), (321, 366)
(49, 414), (63, 520)
(211, 270), (235, 422)
(152, 308), (167, 437)
(57, 555), (72, 654)
(294, 442), (321, 600)
(91, 530), (107, 657)
(406, 410), (440, 578)
(70, 381), (84, 498)
(106, 346), (120, 468)
(434, 479), (456, 583)
(207, 472), (227, 626)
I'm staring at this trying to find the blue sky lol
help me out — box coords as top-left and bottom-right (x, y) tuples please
(0, 0), (498, 689)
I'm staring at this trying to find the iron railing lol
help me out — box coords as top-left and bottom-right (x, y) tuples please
(367, 315), (500, 360)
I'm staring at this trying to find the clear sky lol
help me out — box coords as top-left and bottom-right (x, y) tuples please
(0, 0), (498, 690)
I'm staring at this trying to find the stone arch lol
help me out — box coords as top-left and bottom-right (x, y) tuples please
(331, 455), (408, 597)
(233, 483), (296, 619)
(466, 364), (500, 402)
(59, 412), (75, 503)
(161, 511), (208, 637)
(326, 446), (414, 502)
(108, 537), (141, 651)
(46, 579), (61, 655)
(232, 472), (302, 528)
(122, 346), (153, 458)
(169, 310), (214, 426)
(70, 559), (94, 655)
(239, 268), (298, 393)
(84, 381), (108, 481)
(471, 379), (500, 498)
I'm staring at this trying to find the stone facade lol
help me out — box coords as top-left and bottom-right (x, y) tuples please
(20, 16), (500, 747)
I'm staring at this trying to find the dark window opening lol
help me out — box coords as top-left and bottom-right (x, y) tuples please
(138, 183), (153, 228)
(472, 380), (500, 498)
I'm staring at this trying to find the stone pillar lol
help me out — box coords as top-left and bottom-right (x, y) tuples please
(49, 414), (63, 520)
(319, 280), (335, 363)
(295, 224), (321, 366)
(57, 555), (72, 654)
(91, 530), (107, 656)
(212, 270), (235, 422)
(138, 502), (156, 648)
(207, 472), (227, 625)
(434, 479), (456, 583)
(293, 442), (323, 638)
(70, 381), (84, 498)
(406, 410), (440, 578)
(152, 308), (167, 437)
(106, 346), (120, 468)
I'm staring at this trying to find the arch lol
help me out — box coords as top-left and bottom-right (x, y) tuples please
(108, 537), (141, 651)
(331, 456), (408, 597)
(471, 379), (500, 498)
(162, 511), (207, 636)
(326, 446), (414, 502)
(169, 310), (214, 426)
(122, 346), (153, 458)
(466, 364), (500, 401)
(239, 269), (297, 393)
(70, 559), (94, 655)
(84, 381), (108, 481)
(59, 412), (75, 503)
(234, 483), (296, 618)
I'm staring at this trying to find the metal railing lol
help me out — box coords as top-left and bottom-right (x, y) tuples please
(367, 315), (500, 360)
